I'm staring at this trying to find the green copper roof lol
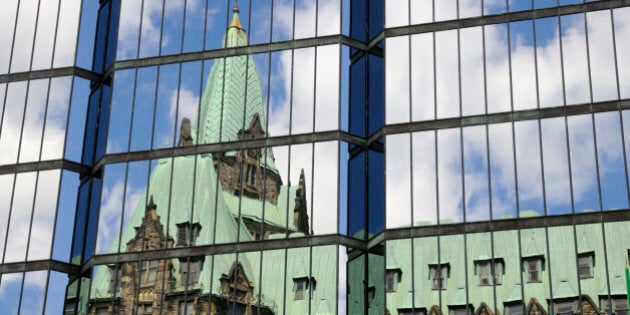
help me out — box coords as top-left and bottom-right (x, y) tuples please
(196, 8), (278, 175)
(91, 7), (337, 312)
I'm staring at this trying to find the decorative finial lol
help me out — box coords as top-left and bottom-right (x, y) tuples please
(146, 195), (156, 211)
(229, 0), (243, 29)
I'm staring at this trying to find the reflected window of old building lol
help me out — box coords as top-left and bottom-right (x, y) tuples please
(449, 305), (473, 315)
(601, 297), (629, 315)
(137, 304), (153, 315)
(246, 163), (256, 186)
(95, 308), (108, 315)
(367, 286), (376, 306)
(179, 301), (194, 315)
(523, 257), (543, 283)
(180, 259), (201, 285)
(475, 260), (503, 286)
(399, 308), (426, 315)
(504, 302), (524, 315)
(140, 260), (158, 286)
(554, 300), (578, 315)
(227, 303), (247, 315)
(292, 276), (316, 301)
(64, 300), (76, 315)
(429, 264), (449, 290)
(294, 278), (308, 300)
(107, 265), (118, 293)
(176, 222), (201, 247)
(386, 268), (402, 292)
(578, 253), (594, 279)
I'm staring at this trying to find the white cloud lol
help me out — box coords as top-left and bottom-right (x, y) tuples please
(266, 1), (342, 235)
(96, 177), (142, 254)
(385, 4), (630, 228)
(1, 170), (60, 264)
(0, 0), (80, 74)
(169, 87), (200, 129)
(117, 0), (205, 59)
(0, 78), (71, 165)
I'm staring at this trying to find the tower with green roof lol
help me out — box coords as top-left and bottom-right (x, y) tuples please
(87, 3), (332, 314)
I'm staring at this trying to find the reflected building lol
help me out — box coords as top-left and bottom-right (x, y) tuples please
(381, 216), (630, 315)
(86, 5), (325, 315)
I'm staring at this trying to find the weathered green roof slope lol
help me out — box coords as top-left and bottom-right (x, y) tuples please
(196, 9), (278, 174)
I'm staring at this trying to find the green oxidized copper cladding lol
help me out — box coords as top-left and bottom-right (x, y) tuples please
(197, 7), (279, 175)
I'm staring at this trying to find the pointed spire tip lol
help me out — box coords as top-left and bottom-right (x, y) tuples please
(233, 0), (240, 13)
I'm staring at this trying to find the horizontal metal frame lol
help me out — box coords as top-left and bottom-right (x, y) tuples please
(380, 208), (630, 244)
(82, 234), (366, 274)
(368, 98), (630, 146)
(0, 66), (101, 84)
(92, 130), (365, 173)
(110, 34), (366, 74)
(0, 159), (91, 176)
(3, 99), (624, 176)
(3, 210), (627, 275)
(0, 259), (81, 275)
(384, 0), (630, 38)
(76, 208), (630, 273)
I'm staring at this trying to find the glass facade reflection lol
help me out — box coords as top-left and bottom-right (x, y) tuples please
(1, 0), (630, 314)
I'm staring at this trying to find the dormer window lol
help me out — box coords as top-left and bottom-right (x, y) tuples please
(475, 259), (503, 286)
(385, 268), (402, 292)
(292, 276), (316, 300)
(429, 264), (449, 290)
(554, 300), (578, 315)
(176, 222), (201, 247)
(601, 297), (629, 315)
(522, 256), (544, 283)
(293, 276), (315, 300)
(399, 308), (426, 315)
(578, 253), (594, 279)
(449, 305), (473, 315)
(504, 302), (524, 315)
(107, 265), (118, 293)
(294, 279), (306, 300)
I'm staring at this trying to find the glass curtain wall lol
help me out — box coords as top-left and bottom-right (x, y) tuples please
(1, 0), (629, 314)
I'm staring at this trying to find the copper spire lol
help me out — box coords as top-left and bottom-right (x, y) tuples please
(229, 0), (243, 29)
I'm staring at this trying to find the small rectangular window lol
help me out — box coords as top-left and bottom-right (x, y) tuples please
(429, 264), (448, 290)
(523, 258), (542, 283)
(555, 301), (576, 315)
(386, 269), (400, 292)
(450, 307), (471, 315)
(479, 262), (490, 286)
(601, 298), (628, 315)
(294, 280), (305, 300)
(505, 303), (524, 315)
(179, 301), (194, 315)
(578, 253), (593, 279)
(176, 223), (200, 246)
(475, 260), (502, 286)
